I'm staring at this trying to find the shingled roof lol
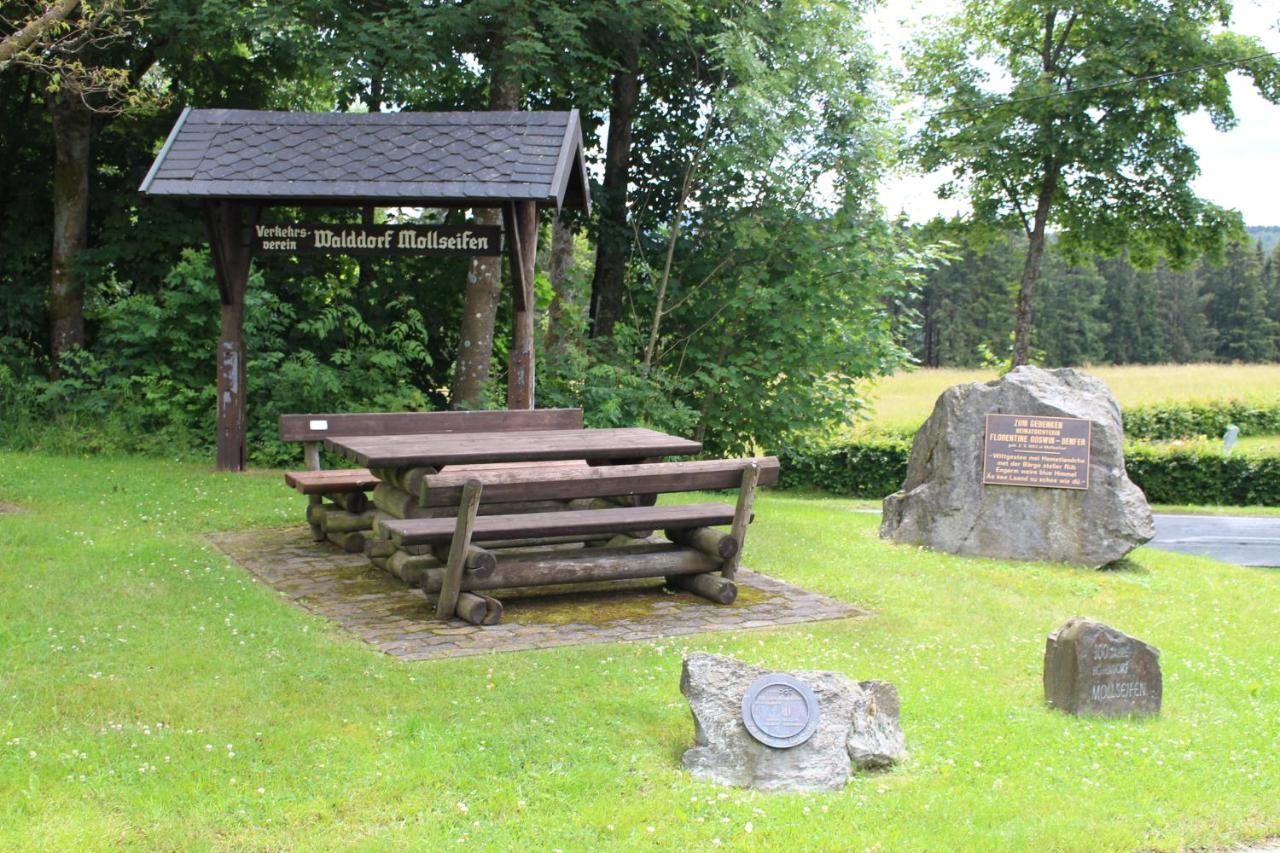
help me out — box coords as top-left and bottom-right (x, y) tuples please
(140, 108), (590, 210)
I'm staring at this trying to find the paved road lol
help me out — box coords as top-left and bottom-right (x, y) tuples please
(1148, 514), (1280, 567)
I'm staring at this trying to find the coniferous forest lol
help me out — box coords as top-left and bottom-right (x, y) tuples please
(904, 225), (1280, 368)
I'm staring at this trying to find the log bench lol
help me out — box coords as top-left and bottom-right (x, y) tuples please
(374, 457), (780, 624)
(279, 408), (584, 549)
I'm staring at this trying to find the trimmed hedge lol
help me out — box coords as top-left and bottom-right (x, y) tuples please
(777, 436), (1280, 506)
(777, 435), (911, 497)
(1122, 400), (1280, 441)
(1124, 442), (1280, 506)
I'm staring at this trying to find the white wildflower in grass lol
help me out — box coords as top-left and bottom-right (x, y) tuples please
(744, 822), (753, 834)
(457, 802), (469, 815)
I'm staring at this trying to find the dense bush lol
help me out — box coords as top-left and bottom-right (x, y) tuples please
(1123, 400), (1280, 441)
(775, 434), (912, 497)
(0, 251), (434, 467)
(775, 435), (1280, 506)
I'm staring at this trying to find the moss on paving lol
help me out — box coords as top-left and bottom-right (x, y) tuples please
(1, 451), (1278, 850)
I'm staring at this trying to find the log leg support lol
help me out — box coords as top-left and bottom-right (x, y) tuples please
(722, 461), (760, 580)
(666, 572), (738, 605)
(307, 495), (325, 542)
(435, 479), (483, 620)
(455, 592), (504, 625)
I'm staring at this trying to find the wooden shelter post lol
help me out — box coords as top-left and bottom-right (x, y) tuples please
(203, 200), (257, 472)
(507, 199), (538, 409)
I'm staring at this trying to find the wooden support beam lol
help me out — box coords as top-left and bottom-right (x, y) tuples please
(666, 526), (739, 560)
(455, 592), (503, 625)
(722, 461), (760, 580)
(429, 543), (496, 578)
(435, 479), (483, 620)
(363, 537), (396, 559)
(416, 543), (719, 593)
(307, 495), (325, 542)
(321, 508), (376, 533)
(303, 441), (321, 471)
(327, 530), (366, 553)
(507, 199), (538, 410)
(667, 572), (738, 604)
(329, 491), (369, 514)
(203, 200), (257, 472)
(501, 202), (527, 311)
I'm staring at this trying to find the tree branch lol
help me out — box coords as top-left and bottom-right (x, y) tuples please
(0, 0), (81, 69)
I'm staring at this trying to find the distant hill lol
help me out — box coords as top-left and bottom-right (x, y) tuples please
(1247, 226), (1280, 253)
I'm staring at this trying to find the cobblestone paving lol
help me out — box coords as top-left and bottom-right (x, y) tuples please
(210, 527), (866, 661)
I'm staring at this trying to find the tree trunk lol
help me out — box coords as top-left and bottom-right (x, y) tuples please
(451, 34), (521, 409)
(543, 211), (576, 355)
(589, 35), (639, 339)
(1012, 160), (1058, 367)
(48, 89), (92, 369)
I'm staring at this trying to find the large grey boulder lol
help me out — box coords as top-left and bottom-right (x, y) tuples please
(880, 366), (1153, 567)
(680, 653), (904, 791)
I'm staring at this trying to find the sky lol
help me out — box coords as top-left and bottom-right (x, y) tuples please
(872, 0), (1280, 226)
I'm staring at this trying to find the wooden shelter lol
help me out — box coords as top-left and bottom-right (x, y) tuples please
(140, 107), (590, 471)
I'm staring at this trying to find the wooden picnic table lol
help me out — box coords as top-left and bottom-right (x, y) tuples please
(315, 424), (768, 626)
(324, 427), (702, 469)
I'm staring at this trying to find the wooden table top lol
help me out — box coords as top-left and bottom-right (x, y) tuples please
(324, 427), (702, 469)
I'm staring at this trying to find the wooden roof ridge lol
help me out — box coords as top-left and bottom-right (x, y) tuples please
(140, 107), (590, 211)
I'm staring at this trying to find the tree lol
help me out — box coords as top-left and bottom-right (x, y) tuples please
(908, 0), (1280, 366)
(1202, 238), (1277, 361)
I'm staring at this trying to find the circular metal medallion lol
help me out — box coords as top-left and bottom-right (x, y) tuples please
(741, 673), (820, 749)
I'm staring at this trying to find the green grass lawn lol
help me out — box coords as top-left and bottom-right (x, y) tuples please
(2, 452), (1278, 850)
(858, 364), (1280, 434)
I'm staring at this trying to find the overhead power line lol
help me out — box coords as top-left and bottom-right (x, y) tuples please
(929, 49), (1280, 117)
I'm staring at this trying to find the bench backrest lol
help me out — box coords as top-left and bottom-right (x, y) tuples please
(279, 408), (584, 444)
(420, 457), (780, 506)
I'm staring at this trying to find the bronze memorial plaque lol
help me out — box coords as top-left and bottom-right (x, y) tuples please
(741, 674), (820, 749)
(252, 224), (502, 256)
(983, 414), (1092, 490)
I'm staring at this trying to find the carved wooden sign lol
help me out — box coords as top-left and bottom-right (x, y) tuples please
(983, 414), (1091, 490)
(253, 224), (502, 256)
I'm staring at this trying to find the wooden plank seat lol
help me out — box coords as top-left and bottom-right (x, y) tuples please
(284, 468), (380, 494)
(381, 502), (740, 547)
(418, 456), (780, 507)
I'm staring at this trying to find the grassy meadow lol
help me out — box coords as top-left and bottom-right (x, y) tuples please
(2, 451), (1279, 850)
(856, 364), (1280, 435)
